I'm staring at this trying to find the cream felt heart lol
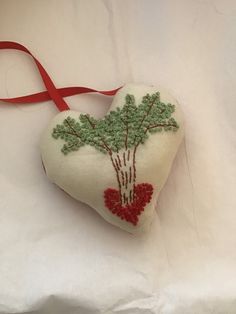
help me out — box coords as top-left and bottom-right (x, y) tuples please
(40, 84), (184, 233)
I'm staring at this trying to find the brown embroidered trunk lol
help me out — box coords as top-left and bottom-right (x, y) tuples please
(110, 149), (137, 206)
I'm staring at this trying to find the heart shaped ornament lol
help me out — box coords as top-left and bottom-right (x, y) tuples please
(40, 84), (184, 233)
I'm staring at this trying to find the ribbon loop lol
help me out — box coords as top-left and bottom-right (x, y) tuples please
(0, 41), (120, 111)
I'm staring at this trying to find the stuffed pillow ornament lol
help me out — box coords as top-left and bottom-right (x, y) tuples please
(41, 84), (184, 233)
(0, 42), (184, 234)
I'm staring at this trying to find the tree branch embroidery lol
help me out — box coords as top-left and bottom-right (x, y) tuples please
(52, 92), (179, 225)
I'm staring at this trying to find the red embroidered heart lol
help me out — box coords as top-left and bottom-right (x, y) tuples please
(104, 183), (154, 225)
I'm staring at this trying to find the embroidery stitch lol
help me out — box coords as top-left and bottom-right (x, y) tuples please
(52, 92), (179, 225)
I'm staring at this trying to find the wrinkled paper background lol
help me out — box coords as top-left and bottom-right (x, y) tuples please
(0, 0), (236, 313)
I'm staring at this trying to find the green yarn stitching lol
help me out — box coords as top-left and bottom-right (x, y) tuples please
(52, 92), (179, 155)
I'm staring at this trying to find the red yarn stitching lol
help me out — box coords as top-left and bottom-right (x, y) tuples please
(104, 183), (154, 225)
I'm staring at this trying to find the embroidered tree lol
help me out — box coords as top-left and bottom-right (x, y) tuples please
(52, 92), (179, 225)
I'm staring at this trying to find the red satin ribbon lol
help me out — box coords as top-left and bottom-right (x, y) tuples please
(0, 41), (120, 111)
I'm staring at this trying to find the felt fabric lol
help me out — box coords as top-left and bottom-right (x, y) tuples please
(40, 84), (184, 233)
(0, 0), (236, 313)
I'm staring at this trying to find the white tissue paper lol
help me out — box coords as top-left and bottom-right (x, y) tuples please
(0, 0), (236, 313)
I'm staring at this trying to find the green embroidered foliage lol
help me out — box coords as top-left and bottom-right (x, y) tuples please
(52, 92), (179, 155)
